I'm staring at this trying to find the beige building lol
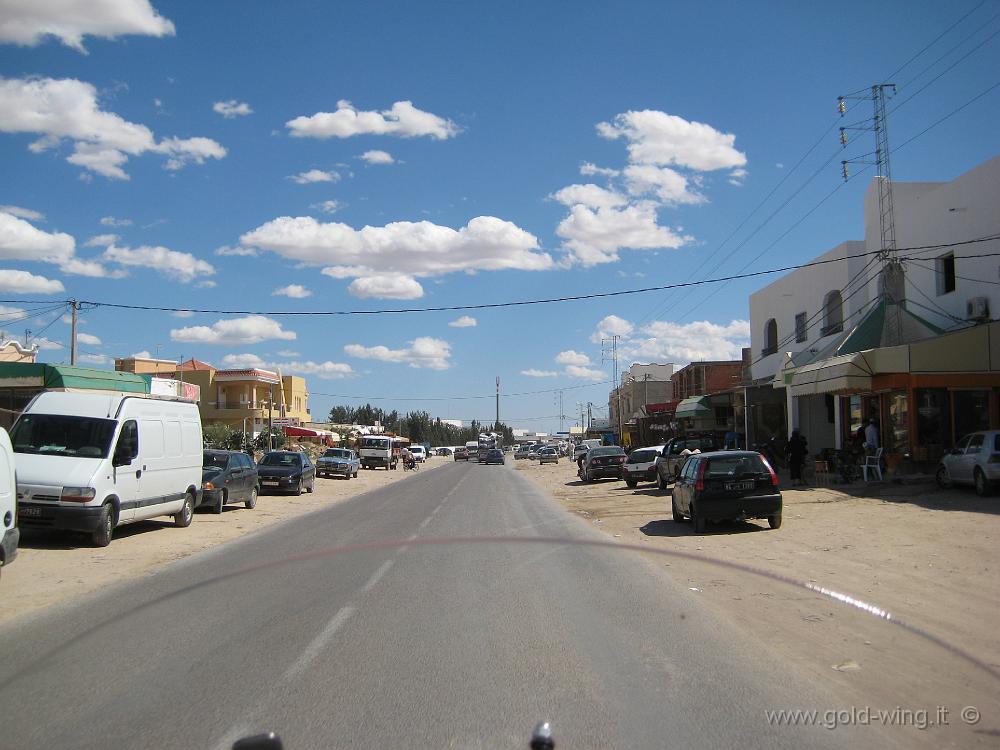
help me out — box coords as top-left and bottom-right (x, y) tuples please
(116, 356), (310, 434)
(0, 339), (37, 364)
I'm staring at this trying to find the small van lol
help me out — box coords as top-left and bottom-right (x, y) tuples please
(0, 427), (18, 577)
(408, 445), (426, 463)
(11, 392), (203, 547)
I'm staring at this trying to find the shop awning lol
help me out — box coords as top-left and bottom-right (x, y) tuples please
(674, 396), (712, 418)
(645, 400), (679, 414)
(787, 345), (909, 397)
(283, 425), (337, 439)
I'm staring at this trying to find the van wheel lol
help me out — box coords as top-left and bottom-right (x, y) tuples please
(174, 493), (194, 527)
(92, 502), (114, 547)
(245, 487), (257, 510)
(213, 490), (226, 514)
(353, 470), (358, 478)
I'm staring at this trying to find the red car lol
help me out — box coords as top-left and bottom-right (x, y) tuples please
(454, 447), (470, 461)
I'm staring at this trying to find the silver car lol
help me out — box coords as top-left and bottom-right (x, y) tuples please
(538, 447), (559, 464)
(316, 448), (360, 480)
(936, 431), (1000, 496)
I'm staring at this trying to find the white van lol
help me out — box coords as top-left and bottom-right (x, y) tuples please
(0, 427), (18, 577)
(11, 392), (203, 547)
(409, 445), (426, 463)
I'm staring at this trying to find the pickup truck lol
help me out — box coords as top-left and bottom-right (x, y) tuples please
(654, 435), (717, 490)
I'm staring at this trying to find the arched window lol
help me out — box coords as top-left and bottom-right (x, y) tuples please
(762, 318), (777, 356)
(823, 290), (843, 335)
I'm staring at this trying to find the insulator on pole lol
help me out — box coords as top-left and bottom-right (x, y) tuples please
(837, 97), (846, 115)
(839, 128), (848, 146)
(841, 161), (849, 181)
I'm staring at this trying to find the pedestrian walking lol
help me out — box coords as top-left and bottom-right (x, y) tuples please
(786, 429), (809, 486)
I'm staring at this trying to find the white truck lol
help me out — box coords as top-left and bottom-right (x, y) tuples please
(360, 435), (398, 470)
(11, 391), (202, 547)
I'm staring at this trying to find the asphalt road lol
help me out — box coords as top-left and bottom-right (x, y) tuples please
(0, 460), (890, 749)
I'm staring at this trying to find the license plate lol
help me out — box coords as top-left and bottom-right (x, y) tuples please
(19, 505), (42, 517)
(725, 481), (755, 491)
(262, 480), (279, 485)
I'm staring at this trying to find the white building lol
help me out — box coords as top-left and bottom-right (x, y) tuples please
(749, 154), (1000, 463)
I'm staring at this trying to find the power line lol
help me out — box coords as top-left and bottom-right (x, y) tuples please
(895, 78), (1000, 152)
(884, 0), (988, 81)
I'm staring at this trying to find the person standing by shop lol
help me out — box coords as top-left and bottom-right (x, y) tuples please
(864, 419), (880, 455)
(786, 429), (809, 486)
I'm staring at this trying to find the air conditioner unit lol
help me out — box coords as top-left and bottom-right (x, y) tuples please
(966, 296), (990, 322)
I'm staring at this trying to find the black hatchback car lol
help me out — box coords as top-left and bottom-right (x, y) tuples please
(257, 451), (316, 495)
(579, 446), (626, 482)
(202, 450), (259, 513)
(671, 451), (782, 533)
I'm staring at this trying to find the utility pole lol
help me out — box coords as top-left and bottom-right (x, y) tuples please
(69, 299), (78, 366)
(24, 329), (30, 348)
(602, 335), (622, 444)
(495, 376), (500, 429)
(557, 389), (565, 434)
(587, 402), (593, 432)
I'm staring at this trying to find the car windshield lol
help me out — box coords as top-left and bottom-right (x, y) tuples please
(10, 414), (117, 458)
(259, 453), (301, 467)
(203, 452), (229, 470)
(323, 449), (351, 459)
(704, 454), (768, 477)
(627, 449), (657, 463)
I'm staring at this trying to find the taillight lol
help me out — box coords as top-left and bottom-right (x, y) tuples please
(694, 461), (706, 491)
(761, 457), (779, 486)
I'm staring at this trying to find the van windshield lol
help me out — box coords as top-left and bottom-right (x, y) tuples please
(361, 438), (389, 449)
(10, 414), (117, 458)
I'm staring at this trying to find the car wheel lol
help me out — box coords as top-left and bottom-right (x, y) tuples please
(690, 502), (706, 534)
(671, 495), (687, 523)
(935, 465), (952, 489)
(768, 513), (782, 529)
(353, 470), (358, 478)
(91, 502), (114, 547)
(307, 479), (315, 493)
(245, 487), (257, 510)
(974, 468), (990, 497)
(294, 479), (303, 496)
(625, 478), (637, 488)
(656, 474), (666, 491)
(213, 489), (226, 514)
(174, 493), (194, 528)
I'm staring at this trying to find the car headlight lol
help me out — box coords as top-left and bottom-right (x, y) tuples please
(61, 487), (96, 503)
(203, 481), (216, 490)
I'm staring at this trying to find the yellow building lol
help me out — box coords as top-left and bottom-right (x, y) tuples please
(0, 339), (37, 363)
(115, 356), (310, 434)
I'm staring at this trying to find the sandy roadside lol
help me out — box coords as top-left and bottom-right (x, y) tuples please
(515, 456), (1000, 746)
(1, 456), (445, 625)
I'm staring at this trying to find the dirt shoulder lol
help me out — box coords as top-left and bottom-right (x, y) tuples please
(515, 456), (1000, 747)
(2, 457), (445, 626)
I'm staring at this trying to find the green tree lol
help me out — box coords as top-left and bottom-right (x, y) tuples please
(203, 422), (235, 449)
(328, 405), (355, 424)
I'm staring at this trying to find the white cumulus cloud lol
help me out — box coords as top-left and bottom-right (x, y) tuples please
(344, 336), (451, 370)
(212, 99), (252, 118)
(597, 110), (747, 171)
(220, 352), (354, 380)
(0, 0), (175, 52)
(448, 315), (476, 328)
(0, 210), (74, 263)
(590, 314), (635, 343)
(521, 369), (558, 378)
(103, 243), (214, 283)
(76, 331), (101, 345)
(171, 315), (296, 346)
(556, 201), (690, 266)
(83, 233), (118, 247)
(286, 99), (459, 140)
(78, 352), (110, 365)
(100, 216), (131, 227)
(347, 274), (424, 300)
(214, 245), (258, 256)
(311, 200), (341, 214)
(623, 164), (704, 205)
(564, 364), (606, 381)
(359, 149), (395, 165)
(288, 168), (339, 184)
(550, 183), (628, 210)
(0, 204), (44, 221)
(623, 319), (750, 364)
(0, 76), (225, 179)
(555, 350), (591, 366)
(579, 162), (620, 178)
(272, 284), (312, 298)
(0, 268), (64, 293)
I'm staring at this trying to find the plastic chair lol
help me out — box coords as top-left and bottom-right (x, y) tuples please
(863, 447), (883, 481)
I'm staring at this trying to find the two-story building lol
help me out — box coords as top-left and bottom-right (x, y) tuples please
(609, 363), (674, 447)
(749, 154), (1000, 467)
(669, 360), (744, 440)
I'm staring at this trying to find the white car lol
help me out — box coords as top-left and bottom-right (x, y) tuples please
(409, 445), (427, 463)
(936, 430), (1000, 496)
(0, 427), (18, 577)
(622, 445), (667, 487)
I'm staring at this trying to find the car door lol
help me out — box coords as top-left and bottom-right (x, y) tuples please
(301, 453), (315, 484)
(948, 435), (974, 482)
(110, 420), (140, 522)
(675, 457), (695, 514)
(961, 433), (985, 483)
(225, 454), (246, 500)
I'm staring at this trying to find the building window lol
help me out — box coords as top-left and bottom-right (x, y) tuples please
(936, 253), (956, 295)
(794, 312), (807, 343)
(822, 290), (843, 336)
(762, 318), (777, 356)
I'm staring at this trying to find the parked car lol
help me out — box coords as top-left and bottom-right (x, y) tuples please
(671, 450), (782, 533)
(538, 447), (559, 464)
(454, 446), (470, 461)
(528, 444), (547, 460)
(409, 445), (427, 463)
(257, 451), (315, 495)
(477, 448), (489, 463)
(574, 440), (601, 465)
(316, 448), (360, 480)
(0, 427), (18, 578)
(12, 392), (202, 548)
(655, 435), (718, 489)
(936, 430), (1000, 495)
(622, 445), (666, 487)
(485, 448), (505, 465)
(514, 445), (530, 459)
(436, 447), (453, 457)
(202, 450), (259, 513)
(579, 446), (627, 482)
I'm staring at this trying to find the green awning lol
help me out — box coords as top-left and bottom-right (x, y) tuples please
(0, 363), (147, 393)
(674, 396), (712, 418)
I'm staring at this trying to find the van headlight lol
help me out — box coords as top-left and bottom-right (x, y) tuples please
(61, 487), (96, 503)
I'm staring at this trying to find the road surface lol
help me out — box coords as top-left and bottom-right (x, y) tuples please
(0, 461), (893, 749)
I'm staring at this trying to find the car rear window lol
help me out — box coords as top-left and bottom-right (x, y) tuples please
(704, 454), (768, 477)
(590, 447), (625, 457)
(627, 450), (657, 463)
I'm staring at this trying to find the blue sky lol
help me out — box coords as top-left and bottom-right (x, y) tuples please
(2, 0), (999, 432)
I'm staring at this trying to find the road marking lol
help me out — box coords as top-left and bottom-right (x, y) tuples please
(362, 559), (394, 593)
(283, 604), (357, 681)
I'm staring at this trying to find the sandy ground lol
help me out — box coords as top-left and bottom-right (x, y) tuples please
(1, 456), (445, 625)
(515, 456), (1000, 747)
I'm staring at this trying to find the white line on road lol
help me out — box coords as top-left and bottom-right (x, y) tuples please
(362, 559), (395, 593)
(283, 604), (357, 682)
